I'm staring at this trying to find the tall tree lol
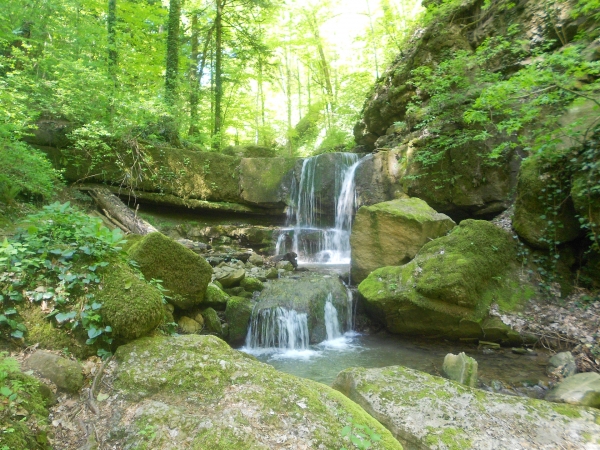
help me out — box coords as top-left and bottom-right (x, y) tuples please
(165, 0), (182, 106)
(213, 0), (224, 147)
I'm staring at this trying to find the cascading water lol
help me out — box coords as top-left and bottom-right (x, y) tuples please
(275, 153), (363, 264)
(324, 295), (342, 340)
(245, 307), (310, 352)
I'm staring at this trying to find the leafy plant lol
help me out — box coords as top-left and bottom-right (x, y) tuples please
(0, 202), (127, 356)
(340, 419), (382, 450)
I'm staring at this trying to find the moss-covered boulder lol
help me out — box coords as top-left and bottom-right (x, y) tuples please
(224, 296), (255, 345)
(333, 365), (600, 450)
(178, 316), (202, 334)
(89, 335), (403, 449)
(351, 198), (455, 283)
(240, 277), (264, 293)
(239, 157), (297, 207)
(0, 354), (52, 449)
(253, 274), (350, 344)
(204, 282), (230, 310)
(95, 261), (164, 340)
(358, 220), (532, 340)
(201, 307), (223, 336)
(215, 267), (245, 288)
(127, 232), (212, 310)
(513, 156), (582, 248)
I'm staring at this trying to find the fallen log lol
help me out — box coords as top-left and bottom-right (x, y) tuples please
(85, 187), (158, 235)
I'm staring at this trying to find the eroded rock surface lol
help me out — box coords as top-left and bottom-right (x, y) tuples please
(333, 365), (600, 450)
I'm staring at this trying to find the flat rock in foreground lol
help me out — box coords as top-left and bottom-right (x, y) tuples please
(333, 365), (600, 450)
(93, 335), (402, 449)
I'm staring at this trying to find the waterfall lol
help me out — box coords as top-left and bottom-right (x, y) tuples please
(245, 307), (310, 351)
(277, 153), (363, 264)
(324, 295), (342, 340)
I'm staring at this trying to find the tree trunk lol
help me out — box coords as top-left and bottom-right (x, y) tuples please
(188, 13), (199, 135)
(165, 0), (181, 106)
(86, 187), (158, 235)
(213, 0), (224, 149)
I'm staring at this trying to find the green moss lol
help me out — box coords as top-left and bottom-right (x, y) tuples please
(128, 232), (212, 310)
(551, 404), (582, 419)
(204, 283), (230, 310)
(224, 296), (254, 345)
(363, 197), (448, 223)
(425, 427), (472, 449)
(95, 261), (164, 341)
(201, 307), (223, 336)
(18, 304), (95, 359)
(240, 277), (264, 293)
(0, 354), (52, 449)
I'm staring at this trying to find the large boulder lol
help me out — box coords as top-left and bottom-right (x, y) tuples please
(239, 157), (297, 207)
(546, 372), (600, 409)
(513, 156), (582, 248)
(88, 335), (402, 449)
(358, 220), (530, 340)
(333, 365), (600, 449)
(350, 198), (455, 283)
(252, 274), (350, 344)
(95, 261), (164, 340)
(127, 232), (213, 310)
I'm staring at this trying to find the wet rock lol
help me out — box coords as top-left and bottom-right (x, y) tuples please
(265, 267), (279, 279)
(102, 335), (401, 449)
(547, 352), (577, 378)
(350, 197), (455, 283)
(200, 307), (223, 337)
(224, 296), (255, 345)
(442, 352), (478, 387)
(248, 253), (264, 266)
(127, 232), (213, 310)
(546, 372), (600, 408)
(215, 267), (245, 288)
(333, 365), (600, 449)
(24, 351), (83, 394)
(178, 316), (202, 334)
(276, 260), (294, 271)
(239, 157), (297, 207)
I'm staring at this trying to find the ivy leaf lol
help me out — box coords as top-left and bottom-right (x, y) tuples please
(87, 327), (103, 339)
(55, 311), (77, 324)
(11, 329), (24, 339)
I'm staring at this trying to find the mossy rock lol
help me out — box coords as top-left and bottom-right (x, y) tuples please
(19, 304), (96, 359)
(240, 277), (264, 293)
(350, 197), (456, 283)
(333, 365), (600, 449)
(513, 156), (582, 248)
(201, 307), (223, 336)
(107, 335), (402, 449)
(128, 232), (213, 310)
(178, 316), (202, 334)
(239, 157), (298, 207)
(204, 282), (230, 311)
(358, 220), (533, 339)
(94, 261), (164, 341)
(0, 354), (52, 449)
(224, 296), (255, 346)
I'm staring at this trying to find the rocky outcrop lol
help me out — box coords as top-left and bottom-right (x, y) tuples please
(224, 296), (255, 345)
(239, 157), (298, 207)
(350, 198), (455, 283)
(513, 156), (582, 248)
(358, 220), (533, 341)
(333, 365), (600, 449)
(127, 232), (213, 310)
(91, 335), (402, 449)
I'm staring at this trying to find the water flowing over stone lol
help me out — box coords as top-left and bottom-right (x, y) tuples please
(324, 295), (342, 340)
(276, 153), (363, 264)
(245, 307), (310, 351)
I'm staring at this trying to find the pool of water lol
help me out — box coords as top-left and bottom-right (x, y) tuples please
(241, 331), (550, 387)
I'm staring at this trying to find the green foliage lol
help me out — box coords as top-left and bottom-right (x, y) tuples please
(0, 352), (51, 449)
(0, 141), (61, 204)
(340, 419), (382, 450)
(0, 202), (127, 356)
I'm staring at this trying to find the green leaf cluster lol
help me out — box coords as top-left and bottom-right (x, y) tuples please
(0, 202), (128, 356)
